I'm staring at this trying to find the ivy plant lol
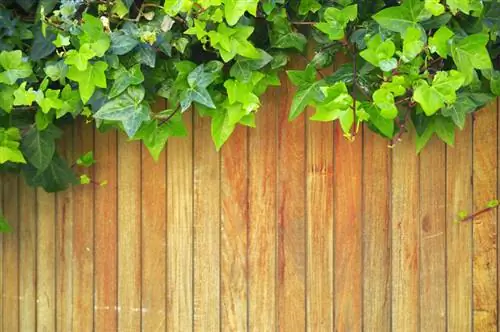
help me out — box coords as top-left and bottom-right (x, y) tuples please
(0, 0), (498, 200)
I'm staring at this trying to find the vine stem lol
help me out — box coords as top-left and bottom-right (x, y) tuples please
(291, 21), (317, 25)
(389, 108), (411, 147)
(459, 206), (498, 223)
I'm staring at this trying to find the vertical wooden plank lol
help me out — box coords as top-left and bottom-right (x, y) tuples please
(72, 121), (95, 330)
(447, 118), (473, 331)
(277, 67), (306, 332)
(419, 138), (446, 331)
(248, 89), (277, 331)
(141, 101), (167, 332)
(37, 189), (56, 332)
(19, 182), (37, 332)
(2, 176), (19, 332)
(221, 125), (248, 331)
(167, 111), (193, 331)
(362, 131), (391, 331)
(193, 112), (220, 330)
(334, 125), (362, 331)
(391, 131), (419, 332)
(117, 134), (142, 331)
(94, 129), (118, 332)
(472, 103), (498, 331)
(306, 112), (333, 331)
(56, 126), (74, 331)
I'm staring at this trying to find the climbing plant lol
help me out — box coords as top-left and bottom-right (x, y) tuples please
(0, 0), (499, 197)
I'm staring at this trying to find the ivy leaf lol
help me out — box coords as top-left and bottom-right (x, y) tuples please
(491, 71), (500, 96)
(298, 0), (321, 15)
(424, 0), (445, 16)
(401, 26), (425, 63)
(23, 154), (78, 192)
(224, 77), (261, 112)
(76, 151), (96, 167)
(451, 34), (492, 85)
(441, 92), (494, 129)
(93, 87), (151, 137)
(164, 0), (192, 16)
(36, 88), (64, 114)
(79, 14), (110, 57)
(224, 0), (259, 26)
(229, 49), (273, 82)
(44, 60), (68, 82)
(0, 85), (15, 113)
(13, 82), (37, 106)
(447, 0), (483, 15)
(66, 61), (108, 103)
(208, 24), (260, 62)
(269, 15), (307, 52)
(0, 50), (32, 85)
(187, 61), (223, 89)
(110, 31), (139, 55)
(180, 87), (215, 110)
(315, 5), (357, 40)
(58, 85), (83, 118)
(210, 102), (248, 149)
(373, 88), (398, 119)
(359, 34), (397, 71)
(64, 44), (96, 71)
(413, 70), (465, 115)
(0, 127), (26, 164)
(286, 64), (324, 120)
(428, 26), (454, 58)
(109, 64), (144, 99)
(21, 124), (61, 171)
(53, 34), (70, 48)
(0, 212), (12, 233)
(310, 83), (354, 135)
(134, 44), (156, 68)
(363, 102), (395, 138)
(373, 0), (426, 34)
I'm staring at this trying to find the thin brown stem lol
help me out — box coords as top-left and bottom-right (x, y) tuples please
(460, 205), (498, 222)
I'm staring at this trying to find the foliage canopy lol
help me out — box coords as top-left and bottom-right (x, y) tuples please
(0, 0), (499, 194)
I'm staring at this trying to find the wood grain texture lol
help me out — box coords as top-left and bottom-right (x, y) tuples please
(334, 124), (362, 332)
(362, 130), (391, 331)
(37, 189), (56, 332)
(56, 126), (74, 331)
(2, 176), (19, 332)
(277, 68), (306, 332)
(193, 112), (220, 331)
(72, 121), (95, 331)
(167, 111), (193, 331)
(472, 104), (498, 331)
(18, 182), (36, 332)
(94, 129), (118, 332)
(221, 125), (248, 331)
(391, 131), (419, 332)
(248, 89), (277, 332)
(117, 134), (142, 331)
(447, 118), (473, 331)
(141, 101), (167, 332)
(306, 111), (333, 331)
(419, 138), (446, 331)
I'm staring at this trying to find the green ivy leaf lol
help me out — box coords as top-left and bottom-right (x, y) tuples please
(0, 50), (32, 85)
(110, 31), (139, 55)
(0, 127), (26, 164)
(373, 88), (398, 119)
(79, 14), (110, 57)
(315, 5), (357, 40)
(363, 102), (395, 138)
(424, 0), (445, 16)
(441, 92), (494, 129)
(401, 26), (425, 63)
(53, 33), (70, 48)
(57, 85), (83, 118)
(286, 64), (324, 120)
(447, 0), (483, 15)
(415, 115), (455, 152)
(298, 0), (321, 15)
(13, 82), (37, 106)
(359, 34), (397, 71)
(36, 88), (63, 114)
(490, 70), (500, 96)
(66, 61), (108, 103)
(208, 24), (260, 62)
(0, 85), (15, 113)
(451, 34), (492, 85)
(373, 0), (427, 34)
(229, 49), (273, 82)
(64, 44), (96, 71)
(269, 15), (307, 52)
(223, 0), (259, 26)
(0, 211), (12, 233)
(428, 26), (454, 58)
(109, 64), (144, 99)
(23, 154), (78, 192)
(93, 87), (151, 137)
(413, 70), (465, 115)
(76, 151), (96, 167)
(21, 124), (62, 171)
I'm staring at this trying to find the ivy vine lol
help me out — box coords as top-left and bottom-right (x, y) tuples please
(0, 0), (498, 199)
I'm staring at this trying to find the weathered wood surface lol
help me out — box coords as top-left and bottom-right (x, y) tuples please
(0, 94), (498, 331)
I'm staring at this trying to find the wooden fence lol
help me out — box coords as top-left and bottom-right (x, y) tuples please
(0, 82), (498, 331)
